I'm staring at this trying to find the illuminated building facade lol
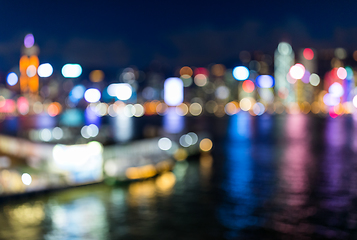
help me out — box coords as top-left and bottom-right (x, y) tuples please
(274, 42), (295, 104)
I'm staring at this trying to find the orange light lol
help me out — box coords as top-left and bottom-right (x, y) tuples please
(89, 70), (104, 82)
(47, 102), (62, 117)
(179, 66), (193, 77)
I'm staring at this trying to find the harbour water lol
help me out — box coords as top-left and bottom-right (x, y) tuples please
(1, 113), (357, 239)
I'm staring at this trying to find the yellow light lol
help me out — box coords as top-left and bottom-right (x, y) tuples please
(311, 102), (320, 114)
(155, 172), (176, 193)
(126, 167), (141, 179)
(173, 148), (188, 161)
(176, 103), (189, 116)
(189, 103), (202, 116)
(200, 138), (213, 152)
(239, 98), (252, 111)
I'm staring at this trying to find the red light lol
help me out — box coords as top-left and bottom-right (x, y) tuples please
(242, 80), (255, 93)
(303, 48), (314, 60)
(194, 67), (209, 76)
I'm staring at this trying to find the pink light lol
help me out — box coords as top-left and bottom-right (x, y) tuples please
(0, 100), (15, 113)
(336, 67), (347, 80)
(303, 48), (314, 60)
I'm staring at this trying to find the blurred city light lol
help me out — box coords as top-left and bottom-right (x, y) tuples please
(84, 88), (101, 103)
(37, 63), (53, 77)
(7, 72), (18, 86)
(233, 66), (249, 80)
(61, 64), (82, 78)
(164, 77), (183, 106)
(24, 34), (34, 48)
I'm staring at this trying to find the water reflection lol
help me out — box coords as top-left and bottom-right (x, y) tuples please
(2, 115), (357, 239)
(111, 114), (134, 143)
(218, 112), (257, 238)
(163, 108), (184, 134)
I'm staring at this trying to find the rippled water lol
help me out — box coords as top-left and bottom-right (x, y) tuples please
(1, 113), (357, 239)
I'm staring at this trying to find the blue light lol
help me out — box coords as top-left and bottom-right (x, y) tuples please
(256, 75), (274, 88)
(233, 66), (249, 81)
(71, 85), (86, 100)
(7, 72), (18, 86)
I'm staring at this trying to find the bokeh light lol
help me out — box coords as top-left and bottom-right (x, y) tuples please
(89, 70), (104, 82)
(199, 138), (213, 152)
(233, 66), (249, 81)
(242, 80), (255, 93)
(158, 137), (172, 151)
(84, 88), (101, 103)
(194, 74), (208, 87)
(24, 34), (34, 48)
(21, 173), (32, 185)
(289, 64), (305, 79)
(62, 64), (82, 78)
(7, 72), (18, 86)
(337, 67), (347, 80)
(164, 77), (183, 106)
(309, 73), (320, 86)
(37, 63), (53, 77)
(256, 75), (274, 88)
(303, 48), (314, 60)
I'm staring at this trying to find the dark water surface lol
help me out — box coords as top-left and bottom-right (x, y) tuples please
(1, 113), (357, 239)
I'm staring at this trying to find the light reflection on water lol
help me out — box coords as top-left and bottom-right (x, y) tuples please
(2, 114), (357, 239)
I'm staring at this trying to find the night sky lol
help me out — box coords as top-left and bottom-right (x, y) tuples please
(0, 0), (356, 73)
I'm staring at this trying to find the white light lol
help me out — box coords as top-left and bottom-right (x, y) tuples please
(277, 42), (292, 55)
(123, 104), (135, 117)
(84, 88), (101, 103)
(133, 104), (144, 117)
(52, 127), (63, 140)
(289, 64), (305, 79)
(323, 93), (340, 106)
(88, 124), (99, 137)
(81, 126), (90, 139)
(164, 77), (184, 106)
(38, 63), (53, 77)
(309, 73), (320, 86)
(187, 132), (198, 145)
(21, 173), (32, 186)
(158, 137), (172, 151)
(7, 72), (18, 86)
(233, 66), (249, 80)
(329, 82), (344, 98)
(61, 64), (82, 78)
(353, 96), (357, 108)
(26, 65), (37, 77)
(116, 83), (132, 100)
(40, 129), (52, 142)
(215, 86), (230, 99)
(179, 134), (193, 147)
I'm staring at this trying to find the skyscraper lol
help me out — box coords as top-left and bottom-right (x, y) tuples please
(274, 42), (295, 104)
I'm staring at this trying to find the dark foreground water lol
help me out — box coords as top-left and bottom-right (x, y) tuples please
(1, 113), (357, 239)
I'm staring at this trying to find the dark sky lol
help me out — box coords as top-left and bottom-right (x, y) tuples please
(0, 0), (356, 72)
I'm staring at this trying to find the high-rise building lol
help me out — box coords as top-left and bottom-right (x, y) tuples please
(274, 42), (295, 104)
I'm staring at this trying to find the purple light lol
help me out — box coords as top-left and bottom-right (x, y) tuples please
(24, 34), (34, 48)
